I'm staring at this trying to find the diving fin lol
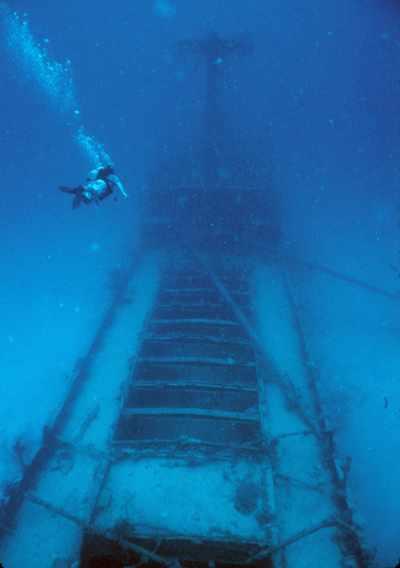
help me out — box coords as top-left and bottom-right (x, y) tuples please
(72, 194), (82, 209)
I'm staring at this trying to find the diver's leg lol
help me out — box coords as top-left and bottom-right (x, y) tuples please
(72, 194), (83, 209)
(59, 186), (77, 194)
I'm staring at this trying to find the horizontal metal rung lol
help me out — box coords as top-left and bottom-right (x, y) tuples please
(121, 407), (258, 422)
(154, 308), (234, 320)
(163, 287), (249, 297)
(133, 380), (258, 393)
(134, 365), (257, 384)
(116, 411), (261, 445)
(163, 288), (216, 294)
(144, 333), (251, 345)
(138, 356), (255, 367)
(113, 438), (263, 453)
(164, 278), (213, 288)
(157, 302), (227, 309)
(141, 336), (254, 362)
(164, 270), (204, 277)
(151, 318), (240, 327)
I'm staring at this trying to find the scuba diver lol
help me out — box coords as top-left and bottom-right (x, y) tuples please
(59, 165), (128, 209)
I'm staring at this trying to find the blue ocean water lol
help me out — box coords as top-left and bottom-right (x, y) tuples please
(0, 1), (399, 566)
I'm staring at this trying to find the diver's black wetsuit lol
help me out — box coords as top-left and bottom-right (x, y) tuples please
(96, 165), (114, 180)
(59, 165), (117, 209)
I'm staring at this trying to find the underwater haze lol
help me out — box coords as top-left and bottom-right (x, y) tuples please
(0, 1), (400, 566)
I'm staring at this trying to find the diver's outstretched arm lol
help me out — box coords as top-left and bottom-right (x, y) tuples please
(116, 180), (128, 198)
(108, 175), (128, 199)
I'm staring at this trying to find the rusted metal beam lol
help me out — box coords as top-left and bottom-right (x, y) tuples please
(286, 254), (400, 301)
(0, 254), (141, 542)
(25, 493), (178, 567)
(249, 517), (337, 562)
